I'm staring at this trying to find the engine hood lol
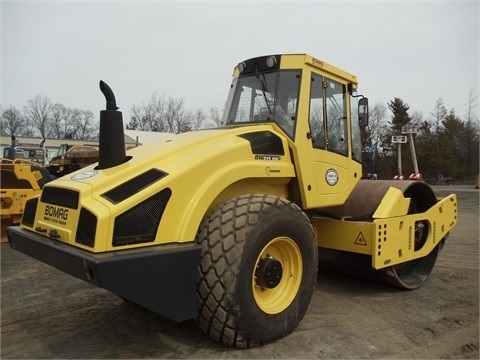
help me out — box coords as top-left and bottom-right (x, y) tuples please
(24, 125), (295, 252)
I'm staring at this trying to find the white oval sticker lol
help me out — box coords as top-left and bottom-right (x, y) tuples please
(325, 169), (338, 186)
(71, 170), (98, 180)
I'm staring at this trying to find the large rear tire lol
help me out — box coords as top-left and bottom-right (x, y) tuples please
(196, 194), (318, 348)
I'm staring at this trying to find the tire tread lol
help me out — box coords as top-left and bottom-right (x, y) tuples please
(196, 194), (315, 348)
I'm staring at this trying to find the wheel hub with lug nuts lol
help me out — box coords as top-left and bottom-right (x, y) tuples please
(255, 255), (283, 289)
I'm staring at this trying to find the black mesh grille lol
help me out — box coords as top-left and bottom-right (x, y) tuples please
(21, 198), (38, 227)
(112, 188), (172, 247)
(41, 187), (79, 209)
(76, 208), (97, 247)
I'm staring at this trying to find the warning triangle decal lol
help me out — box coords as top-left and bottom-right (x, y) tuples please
(354, 232), (367, 246)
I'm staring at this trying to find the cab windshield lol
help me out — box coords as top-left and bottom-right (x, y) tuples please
(223, 70), (301, 138)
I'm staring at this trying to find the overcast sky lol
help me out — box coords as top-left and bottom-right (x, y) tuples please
(1, 0), (479, 124)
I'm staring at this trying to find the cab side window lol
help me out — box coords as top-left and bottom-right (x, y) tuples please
(273, 71), (301, 138)
(308, 74), (325, 149)
(325, 79), (348, 156)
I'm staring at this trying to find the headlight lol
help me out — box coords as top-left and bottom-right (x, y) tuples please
(266, 56), (277, 68)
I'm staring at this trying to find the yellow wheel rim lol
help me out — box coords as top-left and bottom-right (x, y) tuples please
(252, 236), (303, 314)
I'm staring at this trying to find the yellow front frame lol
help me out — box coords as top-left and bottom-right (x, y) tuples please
(312, 193), (457, 269)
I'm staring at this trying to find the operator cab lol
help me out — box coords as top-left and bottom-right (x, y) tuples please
(223, 54), (367, 163)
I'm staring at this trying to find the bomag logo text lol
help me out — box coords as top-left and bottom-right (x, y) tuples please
(312, 57), (324, 67)
(44, 205), (69, 224)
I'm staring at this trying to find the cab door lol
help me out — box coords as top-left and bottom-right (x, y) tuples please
(299, 73), (361, 208)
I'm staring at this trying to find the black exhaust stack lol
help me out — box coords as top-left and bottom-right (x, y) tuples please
(97, 80), (128, 170)
(9, 136), (16, 159)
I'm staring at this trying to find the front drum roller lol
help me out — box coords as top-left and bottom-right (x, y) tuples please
(319, 180), (442, 290)
(195, 194), (318, 348)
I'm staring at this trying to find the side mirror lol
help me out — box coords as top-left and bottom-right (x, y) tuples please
(358, 97), (369, 127)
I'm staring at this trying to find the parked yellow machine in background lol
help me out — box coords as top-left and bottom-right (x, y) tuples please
(7, 54), (457, 348)
(2, 136), (46, 166)
(46, 144), (99, 177)
(1, 158), (52, 234)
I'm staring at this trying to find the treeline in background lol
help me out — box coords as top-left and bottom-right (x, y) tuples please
(1, 89), (478, 183)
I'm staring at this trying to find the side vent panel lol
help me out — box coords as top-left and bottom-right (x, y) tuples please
(76, 208), (97, 247)
(41, 187), (79, 209)
(102, 169), (167, 204)
(21, 198), (38, 227)
(113, 188), (172, 247)
(238, 131), (285, 155)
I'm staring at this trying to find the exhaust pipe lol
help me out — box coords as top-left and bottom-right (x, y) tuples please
(9, 136), (16, 159)
(97, 80), (128, 170)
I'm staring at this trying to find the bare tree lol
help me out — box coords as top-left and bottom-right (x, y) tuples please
(130, 93), (192, 133)
(368, 102), (388, 146)
(462, 89), (479, 180)
(164, 97), (191, 133)
(411, 111), (423, 126)
(130, 93), (167, 132)
(191, 109), (207, 130)
(151, 93), (168, 132)
(50, 103), (77, 139)
(0, 106), (25, 136)
(209, 106), (223, 127)
(48, 104), (97, 140)
(24, 95), (52, 138)
(130, 104), (156, 131)
(431, 97), (447, 133)
(464, 88), (479, 126)
(73, 110), (97, 140)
